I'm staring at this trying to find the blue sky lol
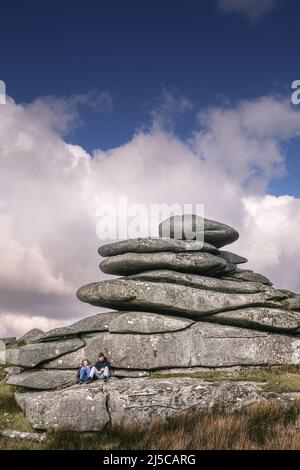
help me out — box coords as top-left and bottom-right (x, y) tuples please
(1, 0), (300, 200)
(2, 0), (300, 336)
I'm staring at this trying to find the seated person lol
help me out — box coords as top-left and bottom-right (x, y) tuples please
(87, 353), (111, 383)
(78, 358), (91, 384)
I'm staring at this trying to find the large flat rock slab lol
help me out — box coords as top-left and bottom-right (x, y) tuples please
(6, 338), (84, 368)
(202, 307), (300, 333)
(7, 369), (77, 390)
(108, 311), (193, 334)
(77, 279), (282, 317)
(39, 311), (192, 344)
(46, 323), (300, 371)
(96, 323), (300, 369)
(38, 311), (120, 342)
(128, 270), (276, 294)
(99, 252), (232, 276)
(15, 378), (300, 431)
(98, 238), (218, 257)
(159, 215), (239, 248)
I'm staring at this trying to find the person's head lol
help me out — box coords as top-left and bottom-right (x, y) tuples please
(81, 358), (89, 367)
(98, 352), (106, 361)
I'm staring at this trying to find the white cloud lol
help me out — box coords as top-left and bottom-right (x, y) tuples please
(0, 312), (70, 338)
(1, 93), (300, 337)
(25, 89), (113, 136)
(216, 0), (280, 21)
(237, 195), (300, 292)
(193, 96), (300, 189)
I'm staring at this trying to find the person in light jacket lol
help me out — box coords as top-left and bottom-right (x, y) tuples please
(87, 353), (111, 383)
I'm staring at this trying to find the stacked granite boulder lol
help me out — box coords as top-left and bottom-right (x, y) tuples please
(5, 215), (300, 431)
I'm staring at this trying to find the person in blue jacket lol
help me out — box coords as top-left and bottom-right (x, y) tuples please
(78, 358), (91, 384)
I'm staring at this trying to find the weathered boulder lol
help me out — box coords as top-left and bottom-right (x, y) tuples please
(159, 215), (239, 248)
(44, 334), (106, 369)
(44, 321), (300, 371)
(7, 369), (77, 390)
(44, 349), (84, 369)
(6, 212), (300, 432)
(44, 343), (150, 378)
(202, 307), (300, 333)
(45, 323), (300, 371)
(99, 252), (233, 276)
(18, 329), (44, 344)
(15, 378), (300, 431)
(98, 238), (218, 257)
(128, 270), (275, 294)
(38, 311), (120, 342)
(41, 316), (195, 370)
(221, 270), (272, 285)
(108, 311), (193, 334)
(6, 338), (84, 368)
(77, 279), (283, 317)
(39, 311), (192, 344)
(15, 384), (110, 431)
(96, 323), (300, 369)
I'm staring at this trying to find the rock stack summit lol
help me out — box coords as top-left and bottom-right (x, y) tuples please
(5, 215), (300, 431)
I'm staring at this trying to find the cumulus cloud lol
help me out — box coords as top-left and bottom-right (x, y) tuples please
(193, 96), (300, 189)
(25, 89), (113, 135)
(237, 195), (300, 292)
(215, 0), (281, 21)
(1, 92), (300, 337)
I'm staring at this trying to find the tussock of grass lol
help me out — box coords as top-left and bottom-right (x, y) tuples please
(0, 365), (300, 450)
(0, 382), (34, 434)
(263, 372), (300, 393)
(139, 401), (300, 450)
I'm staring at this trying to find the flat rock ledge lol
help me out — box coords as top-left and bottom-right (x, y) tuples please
(15, 377), (300, 432)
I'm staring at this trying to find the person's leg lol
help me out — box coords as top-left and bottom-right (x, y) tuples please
(89, 366), (102, 380)
(79, 367), (85, 381)
(84, 369), (90, 382)
(98, 366), (110, 380)
(94, 370), (102, 379)
(89, 366), (97, 379)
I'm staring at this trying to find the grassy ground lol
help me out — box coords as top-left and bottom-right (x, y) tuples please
(0, 366), (300, 450)
(152, 365), (300, 393)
